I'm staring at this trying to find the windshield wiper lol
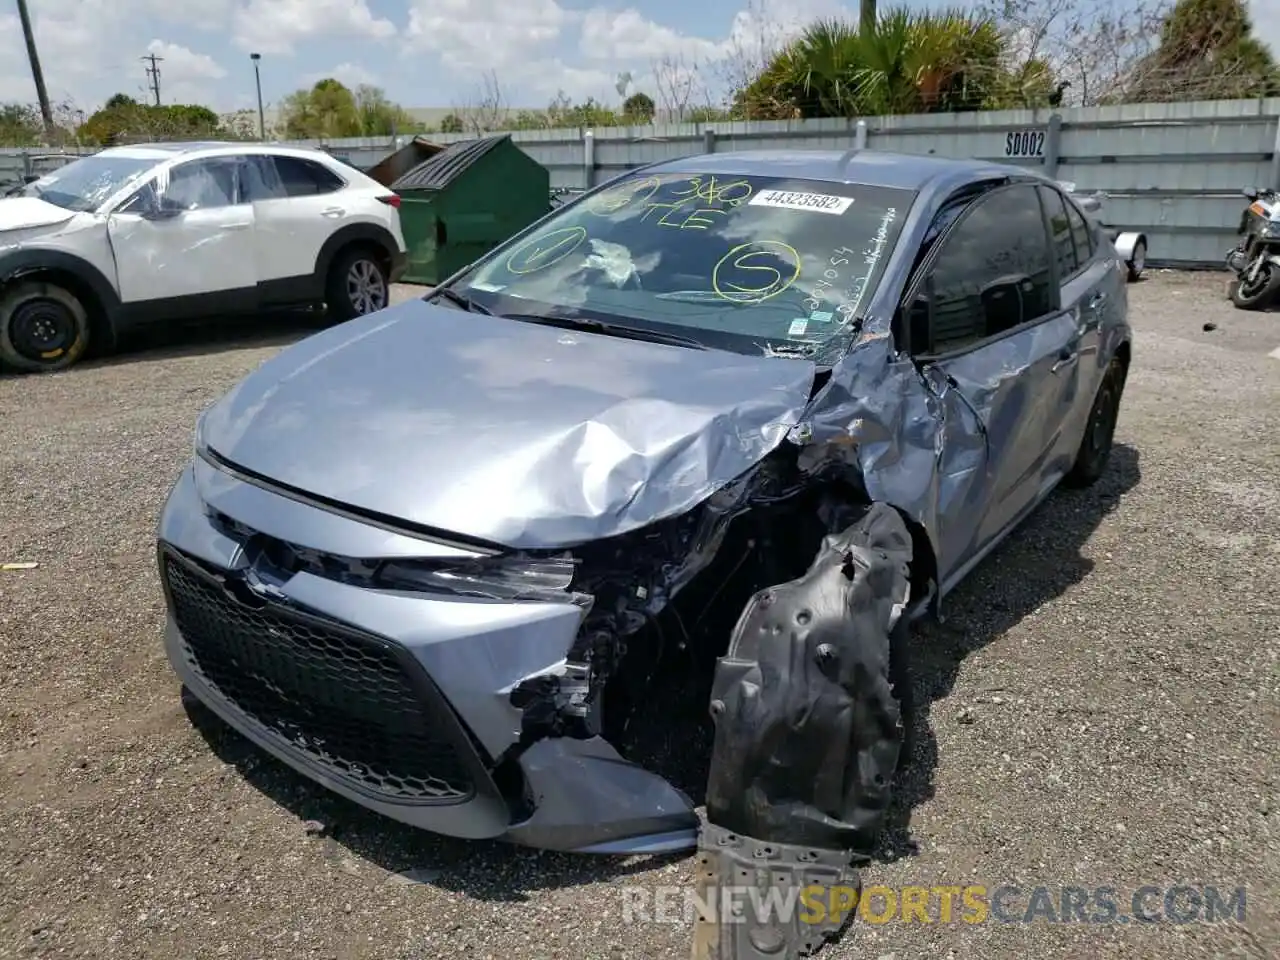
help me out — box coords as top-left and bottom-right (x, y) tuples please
(502, 313), (707, 350)
(428, 287), (491, 314)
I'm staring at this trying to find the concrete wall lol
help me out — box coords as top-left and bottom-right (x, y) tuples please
(5, 97), (1279, 267)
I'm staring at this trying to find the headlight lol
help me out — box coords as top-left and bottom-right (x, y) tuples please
(379, 554), (592, 609)
(192, 409), (209, 456)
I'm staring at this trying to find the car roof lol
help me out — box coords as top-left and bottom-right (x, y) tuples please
(647, 149), (1036, 191)
(97, 141), (343, 164)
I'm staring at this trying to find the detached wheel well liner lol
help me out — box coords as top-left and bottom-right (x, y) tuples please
(695, 501), (917, 958)
(0, 251), (121, 353)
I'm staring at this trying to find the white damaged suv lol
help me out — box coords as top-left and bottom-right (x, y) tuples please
(0, 142), (407, 372)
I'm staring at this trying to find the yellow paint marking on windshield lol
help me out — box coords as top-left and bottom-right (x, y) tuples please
(505, 226), (588, 275)
(712, 241), (801, 304)
(585, 176), (663, 215)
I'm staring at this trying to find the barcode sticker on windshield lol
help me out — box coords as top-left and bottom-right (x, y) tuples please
(748, 190), (853, 215)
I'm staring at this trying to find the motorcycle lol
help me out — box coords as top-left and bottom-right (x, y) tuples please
(1226, 187), (1280, 309)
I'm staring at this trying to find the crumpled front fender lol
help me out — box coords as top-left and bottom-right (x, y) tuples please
(694, 502), (913, 959)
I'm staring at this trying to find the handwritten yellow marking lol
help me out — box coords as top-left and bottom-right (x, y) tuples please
(585, 176), (663, 215)
(505, 226), (588, 275)
(712, 241), (801, 304)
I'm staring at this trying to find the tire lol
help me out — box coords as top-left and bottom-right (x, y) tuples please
(325, 247), (390, 323)
(1229, 259), (1280, 310)
(1064, 357), (1125, 488)
(0, 280), (91, 373)
(1125, 239), (1146, 282)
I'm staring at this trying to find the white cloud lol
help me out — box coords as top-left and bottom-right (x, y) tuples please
(405, 0), (568, 69)
(231, 0), (396, 56)
(579, 9), (723, 63)
(303, 63), (380, 89)
(143, 39), (227, 106)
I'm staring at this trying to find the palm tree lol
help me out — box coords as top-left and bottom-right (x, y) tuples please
(737, 5), (1011, 119)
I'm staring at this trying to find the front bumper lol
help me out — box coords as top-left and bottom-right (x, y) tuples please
(157, 456), (697, 852)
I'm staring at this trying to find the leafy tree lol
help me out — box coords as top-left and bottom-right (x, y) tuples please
(622, 91), (655, 123)
(1122, 0), (1279, 100)
(279, 78), (422, 138)
(0, 104), (44, 146)
(439, 112), (464, 133)
(77, 96), (224, 145)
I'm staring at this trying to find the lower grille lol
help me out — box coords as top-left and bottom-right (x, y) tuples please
(162, 550), (475, 804)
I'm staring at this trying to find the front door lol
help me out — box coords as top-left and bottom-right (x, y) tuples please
(107, 156), (258, 313)
(908, 183), (1078, 586)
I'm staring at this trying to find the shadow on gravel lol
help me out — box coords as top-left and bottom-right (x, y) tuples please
(184, 443), (1140, 899)
(877, 442), (1142, 862)
(93, 311), (323, 367)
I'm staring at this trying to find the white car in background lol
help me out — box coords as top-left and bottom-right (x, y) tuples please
(0, 142), (407, 372)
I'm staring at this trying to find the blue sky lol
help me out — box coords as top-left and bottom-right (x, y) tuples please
(1, 0), (1278, 118)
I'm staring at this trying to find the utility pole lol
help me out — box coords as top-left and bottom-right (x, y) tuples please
(860, 0), (876, 37)
(15, 0), (54, 139)
(142, 53), (163, 106)
(250, 53), (265, 140)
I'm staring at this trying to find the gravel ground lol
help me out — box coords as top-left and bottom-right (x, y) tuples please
(1, 274), (1277, 960)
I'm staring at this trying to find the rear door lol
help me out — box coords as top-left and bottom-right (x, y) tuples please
(904, 182), (1080, 585)
(243, 154), (351, 296)
(1040, 185), (1122, 464)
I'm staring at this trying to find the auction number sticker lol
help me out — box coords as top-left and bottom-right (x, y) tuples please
(1005, 129), (1046, 158)
(748, 189), (853, 215)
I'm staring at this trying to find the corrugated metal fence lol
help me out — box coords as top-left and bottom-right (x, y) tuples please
(6, 97), (1280, 267)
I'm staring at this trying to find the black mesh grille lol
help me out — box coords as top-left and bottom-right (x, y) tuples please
(162, 551), (475, 803)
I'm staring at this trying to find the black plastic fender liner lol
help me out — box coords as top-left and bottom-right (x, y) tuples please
(693, 502), (912, 959)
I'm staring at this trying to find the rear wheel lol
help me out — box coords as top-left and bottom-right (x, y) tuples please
(1064, 357), (1125, 487)
(325, 247), (390, 323)
(0, 281), (91, 373)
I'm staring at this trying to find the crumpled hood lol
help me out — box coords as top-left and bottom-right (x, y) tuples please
(201, 299), (816, 548)
(0, 196), (76, 232)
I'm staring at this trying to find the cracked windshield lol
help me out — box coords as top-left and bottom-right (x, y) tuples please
(453, 171), (915, 355)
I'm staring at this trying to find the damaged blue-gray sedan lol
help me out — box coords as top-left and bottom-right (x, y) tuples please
(158, 150), (1130, 957)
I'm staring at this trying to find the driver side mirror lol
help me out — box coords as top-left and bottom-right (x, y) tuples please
(142, 195), (186, 221)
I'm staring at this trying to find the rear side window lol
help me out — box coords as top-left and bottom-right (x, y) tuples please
(268, 156), (346, 197)
(925, 184), (1055, 353)
(1038, 186), (1078, 278)
(1065, 197), (1095, 264)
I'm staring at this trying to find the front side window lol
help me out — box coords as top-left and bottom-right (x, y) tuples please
(22, 155), (156, 212)
(164, 159), (239, 209)
(449, 171), (916, 356)
(926, 184), (1055, 353)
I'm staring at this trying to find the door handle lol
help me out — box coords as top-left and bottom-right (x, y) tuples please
(321, 207), (345, 218)
(1051, 349), (1079, 374)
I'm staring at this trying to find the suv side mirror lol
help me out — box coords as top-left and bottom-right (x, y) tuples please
(143, 195), (186, 221)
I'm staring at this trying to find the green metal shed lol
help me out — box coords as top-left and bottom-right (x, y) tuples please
(391, 134), (551, 286)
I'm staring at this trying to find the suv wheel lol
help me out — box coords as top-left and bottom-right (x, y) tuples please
(326, 248), (389, 322)
(0, 281), (91, 373)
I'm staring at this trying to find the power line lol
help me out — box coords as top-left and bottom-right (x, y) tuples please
(142, 53), (163, 106)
